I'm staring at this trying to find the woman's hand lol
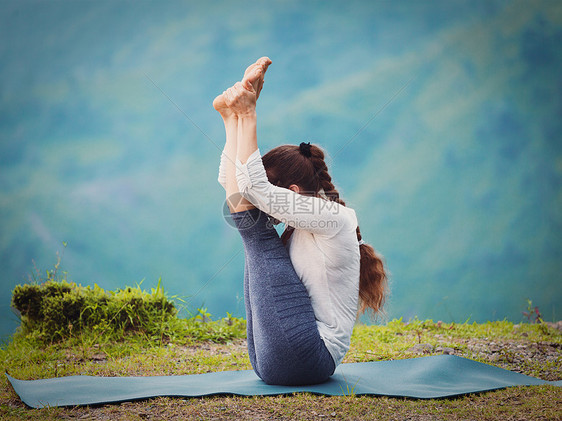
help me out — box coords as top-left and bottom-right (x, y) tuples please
(213, 93), (237, 121)
(223, 80), (258, 118)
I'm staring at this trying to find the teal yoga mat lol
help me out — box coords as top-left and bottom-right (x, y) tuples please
(7, 355), (561, 408)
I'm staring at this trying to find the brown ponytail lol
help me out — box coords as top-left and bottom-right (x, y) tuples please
(262, 143), (388, 316)
(355, 227), (387, 315)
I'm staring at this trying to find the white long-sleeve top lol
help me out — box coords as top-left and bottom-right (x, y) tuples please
(219, 149), (360, 366)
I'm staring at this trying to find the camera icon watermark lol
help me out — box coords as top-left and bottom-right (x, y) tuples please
(222, 192), (264, 230)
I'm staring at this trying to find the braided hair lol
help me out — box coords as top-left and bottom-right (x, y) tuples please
(262, 143), (388, 315)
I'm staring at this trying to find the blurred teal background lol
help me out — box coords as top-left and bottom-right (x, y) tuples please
(1, 0), (561, 338)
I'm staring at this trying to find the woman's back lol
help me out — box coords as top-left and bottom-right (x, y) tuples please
(287, 205), (360, 365)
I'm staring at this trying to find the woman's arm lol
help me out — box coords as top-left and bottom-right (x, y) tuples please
(223, 81), (259, 165)
(222, 77), (351, 235)
(214, 88), (254, 212)
(223, 80), (260, 213)
(217, 58), (270, 191)
(236, 149), (353, 236)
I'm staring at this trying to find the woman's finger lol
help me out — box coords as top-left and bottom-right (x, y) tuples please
(223, 87), (235, 106)
(234, 81), (246, 93)
(235, 81), (254, 97)
(227, 83), (243, 101)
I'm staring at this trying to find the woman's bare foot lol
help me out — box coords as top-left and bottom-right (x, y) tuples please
(242, 57), (271, 99)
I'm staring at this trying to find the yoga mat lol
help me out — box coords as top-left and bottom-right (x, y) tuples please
(7, 355), (561, 408)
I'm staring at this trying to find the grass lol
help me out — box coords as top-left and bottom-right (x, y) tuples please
(0, 318), (560, 420)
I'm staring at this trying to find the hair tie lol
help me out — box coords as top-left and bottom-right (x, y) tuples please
(358, 239), (365, 246)
(299, 142), (312, 158)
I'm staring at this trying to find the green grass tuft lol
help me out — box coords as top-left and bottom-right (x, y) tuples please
(11, 279), (246, 346)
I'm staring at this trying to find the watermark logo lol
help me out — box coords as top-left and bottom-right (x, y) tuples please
(222, 191), (341, 231)
(222, 193), (260, 229)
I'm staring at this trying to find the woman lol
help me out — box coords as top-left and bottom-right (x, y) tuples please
(213, 57), (387, 386)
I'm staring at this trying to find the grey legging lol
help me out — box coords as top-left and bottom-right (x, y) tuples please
(231, 207), (335, 385)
